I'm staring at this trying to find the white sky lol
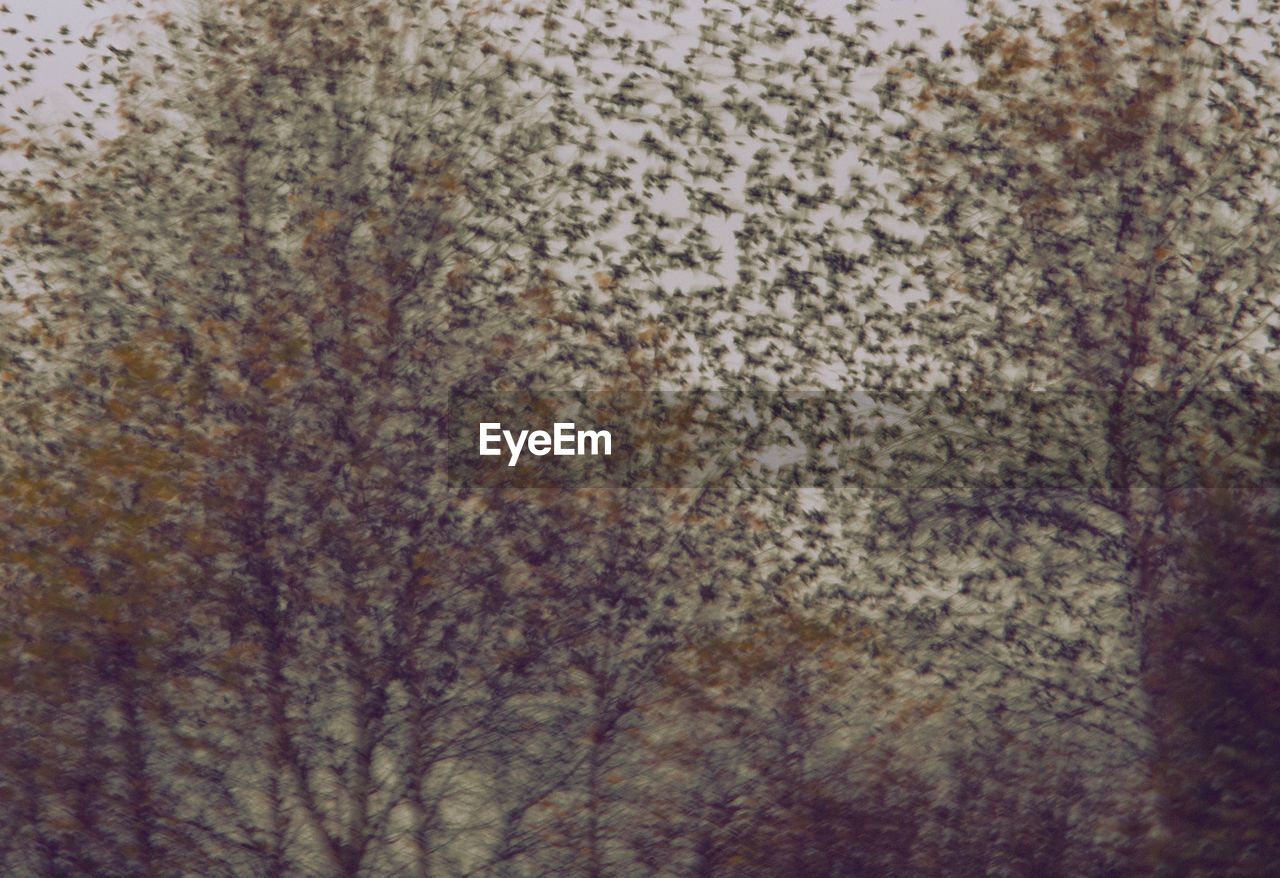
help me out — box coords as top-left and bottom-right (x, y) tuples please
(1, 0), (139, 123)
(0, 0), (973, 129)
(6, 0), (1277, 149)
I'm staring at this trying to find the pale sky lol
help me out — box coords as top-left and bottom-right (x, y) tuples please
(1, 0), (973, 132)
(7, 0), (1277, 142)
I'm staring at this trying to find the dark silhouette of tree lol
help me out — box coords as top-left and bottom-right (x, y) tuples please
(1144, 419), (1280, 876)
(862, 0), (1279, 774)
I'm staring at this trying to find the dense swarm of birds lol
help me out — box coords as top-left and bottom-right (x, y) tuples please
(0, 1), (1277, 875)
